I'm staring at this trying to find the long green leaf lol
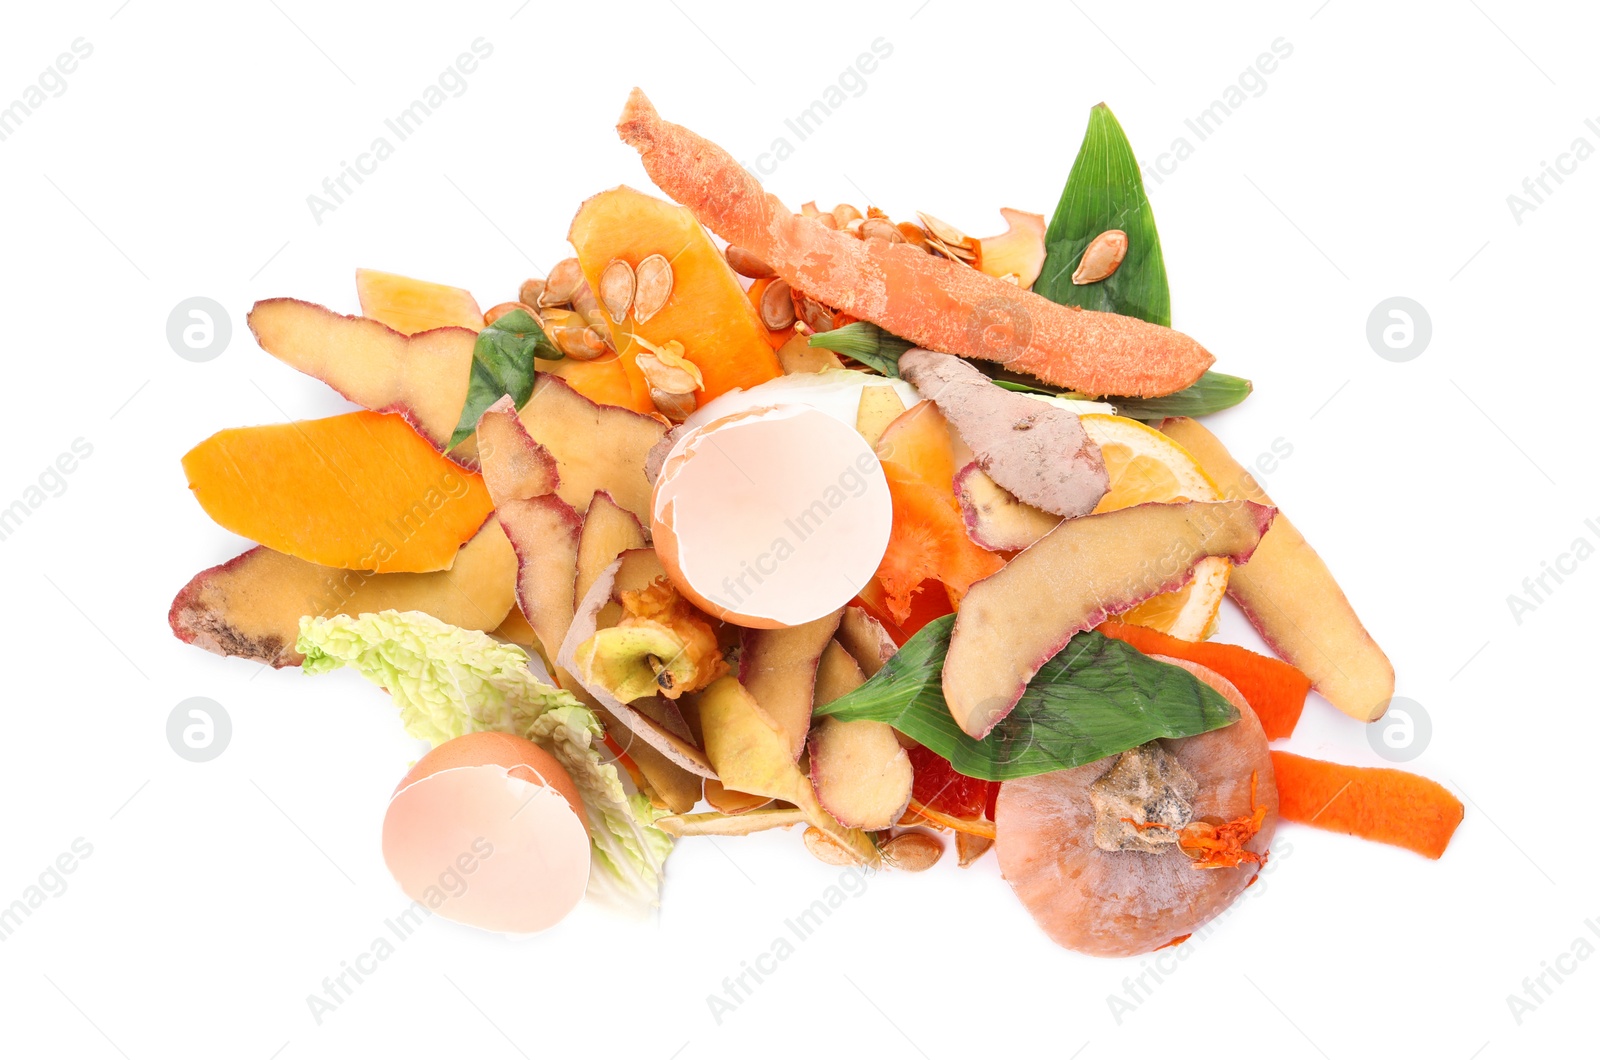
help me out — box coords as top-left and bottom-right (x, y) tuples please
(1035, 103), (1171, 326)
(1116, 371), (1254, 422)
(448, 309), (560, 450)
(814, 616), (1239, 781)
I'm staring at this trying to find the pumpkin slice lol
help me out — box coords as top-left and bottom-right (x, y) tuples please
(569, 186), (782, 409)
(182, 410), (494, 573)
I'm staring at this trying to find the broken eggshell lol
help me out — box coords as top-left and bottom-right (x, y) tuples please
(652, 404), (893, 628)
(381, 731), (591, 935)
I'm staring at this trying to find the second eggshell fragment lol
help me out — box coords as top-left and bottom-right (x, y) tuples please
(381, 731), (591, 935)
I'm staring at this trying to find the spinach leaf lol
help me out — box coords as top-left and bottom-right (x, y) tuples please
(814, 616), (1238, 781)
(448, 309), (560, 450)
(1035, 103), (1171, 326)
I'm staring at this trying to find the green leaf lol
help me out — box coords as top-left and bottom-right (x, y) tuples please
(1035, 103), (1171, 326)
(989, 378), (1060, 396)
(1114, 370), (1254, 422)
(807, 322), (913, 377)
(814, 616), (1239, 781)
(447, 309), (560, 450)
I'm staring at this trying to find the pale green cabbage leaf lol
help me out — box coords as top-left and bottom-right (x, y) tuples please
(296, 610), (672, 911)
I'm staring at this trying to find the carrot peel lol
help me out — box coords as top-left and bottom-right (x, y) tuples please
(615, 89), (1213, 398)
(1270, 751), (1463, 859)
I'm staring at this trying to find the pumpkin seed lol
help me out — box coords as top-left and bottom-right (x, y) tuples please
(569, 282), (605, 328)
(897, 221), (931, 251)
(882, 831), (944, 871)
(759, 279), (797, 331)
(483, 301), (536, 327)
(650, 387), (696, 422)
(917, 210), (981, 265)
(802, 826), (857, 866)
(916, 211), (971, 247)
(554, 325), (610, 361)
(1072, 229), (1129, 285)
(860, 217), (905, 243)
(542, 258), (584, 306)
(832, 203), (862, 226)
(724, 244), (775, 279)
(599, 258), (636, 322)
(794, 291), (836, 333)
(635, 351), (698, 395)
(633, 253), (674, 323)
(518, 278), (546, 308)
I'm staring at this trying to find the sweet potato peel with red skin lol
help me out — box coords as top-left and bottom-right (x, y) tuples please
(944, 499), (1276, 739)
(615, 89), (1214, 398)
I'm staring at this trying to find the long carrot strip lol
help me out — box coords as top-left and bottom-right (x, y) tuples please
(1096, 619), (1310, 740)
(615, 89), (1214, 399)
(1269, 751), (1463, 859)
(904, 799), (996, 840)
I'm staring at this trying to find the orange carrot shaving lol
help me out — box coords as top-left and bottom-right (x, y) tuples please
(1177, 771), (1269, 870)
(871, 402), (1003, 625)
(904, 798), (997, 840)
(616, 89), (1214, 398)
(1097, 619), (1311, 740)
(1270, 751), (1463, 859)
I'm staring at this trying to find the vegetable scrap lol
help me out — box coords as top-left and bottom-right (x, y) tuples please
(165, 90), (1457, 954)
(1270, 752), (1464, 860)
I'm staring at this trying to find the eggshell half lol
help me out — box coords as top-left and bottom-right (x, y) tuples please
(652, 404), (893, 628)
(382, 732), (590, 934)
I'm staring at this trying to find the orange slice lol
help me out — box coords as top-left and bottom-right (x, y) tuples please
(1078, 414), (1227, 641)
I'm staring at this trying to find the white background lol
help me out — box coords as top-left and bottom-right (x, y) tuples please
(2, 2), (1595, 1057)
